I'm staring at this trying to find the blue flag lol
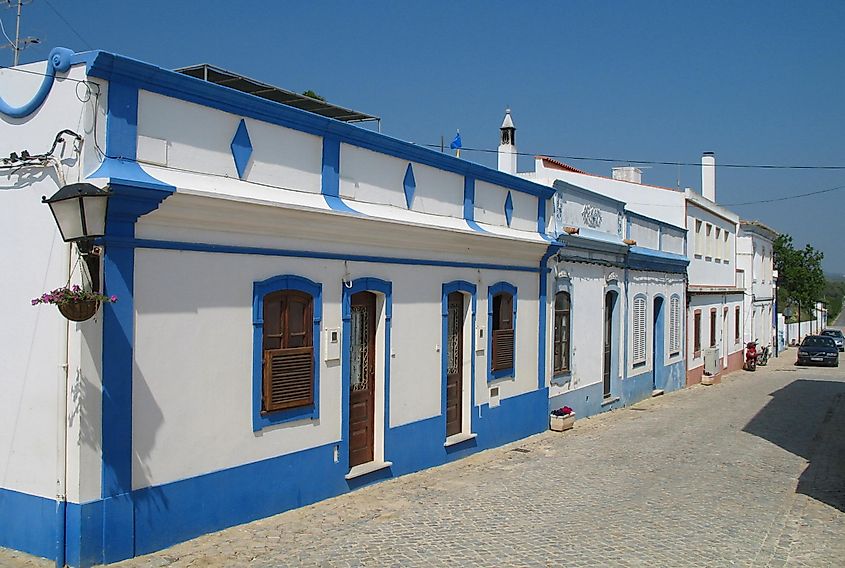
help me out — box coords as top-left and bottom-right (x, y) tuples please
(450, 131), (462, 150)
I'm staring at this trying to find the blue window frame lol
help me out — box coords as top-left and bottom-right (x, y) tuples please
(252, 275), (322, 431)
(488, 282), (518, 381)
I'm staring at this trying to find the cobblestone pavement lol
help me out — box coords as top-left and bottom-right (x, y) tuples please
(3, 348), (844, 567)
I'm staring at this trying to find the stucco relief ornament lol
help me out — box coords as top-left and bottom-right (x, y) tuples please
(553, 194), (565, 235)
(581, 204), (603, 229)
(0, 47), (73, 119)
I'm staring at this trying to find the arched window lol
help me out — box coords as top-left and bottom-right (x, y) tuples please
(553, 291), (571, 374)
(633, 295), (647, 365)
(262, 289), (315, 412)
(491, 291), (515, 373)
(669, 295), (681, 356)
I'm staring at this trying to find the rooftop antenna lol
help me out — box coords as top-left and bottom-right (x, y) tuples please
(2, 1), (39, 66)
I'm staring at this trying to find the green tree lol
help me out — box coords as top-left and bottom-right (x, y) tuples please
(302, 90), (325, 101)
(774, 234), (825, 322)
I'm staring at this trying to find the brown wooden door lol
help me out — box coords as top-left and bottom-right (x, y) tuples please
(349, 291), (376, 467)
(446, 292), (464, 437)
(603, 292), (613, 397)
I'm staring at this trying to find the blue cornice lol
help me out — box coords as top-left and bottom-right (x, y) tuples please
(75, 50), (554, 200)
(627, 245), (689, 273)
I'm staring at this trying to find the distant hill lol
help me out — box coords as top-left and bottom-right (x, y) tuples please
(825, 272), (845, 283)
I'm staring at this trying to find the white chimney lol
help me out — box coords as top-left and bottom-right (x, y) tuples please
(701, 152), (716, 201)
(497, 108), (517, 175)
(612, 166), (642, 184)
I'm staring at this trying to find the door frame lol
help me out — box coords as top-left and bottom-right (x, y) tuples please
(652, 295), (665, 391)
(441, 281), (477, 441)
(603, 286), (621, 398)
(342, 278), (392, 472)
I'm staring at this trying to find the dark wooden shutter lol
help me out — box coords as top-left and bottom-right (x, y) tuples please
(492, 292), (514, 372)
(262, 290), (314, 412)
(694, 311), (702, 353)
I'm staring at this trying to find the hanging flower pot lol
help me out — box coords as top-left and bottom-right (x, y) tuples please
(57, 298), (100, 322)
(32, 285), (117, 322)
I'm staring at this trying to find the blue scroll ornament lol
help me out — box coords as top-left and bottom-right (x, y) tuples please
(0, 47), (74, 119)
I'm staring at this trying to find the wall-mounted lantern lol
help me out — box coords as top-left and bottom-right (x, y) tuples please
(42, 182), (109, 249)
(42, 183), (109, 291)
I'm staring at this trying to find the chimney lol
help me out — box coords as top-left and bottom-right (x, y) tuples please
(612, 166), (642, 184)
(701, 152), (716, 201)
(497, 108), (517, 175)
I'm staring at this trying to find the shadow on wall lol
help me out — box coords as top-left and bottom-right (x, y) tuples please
(743, 379), (845, 512)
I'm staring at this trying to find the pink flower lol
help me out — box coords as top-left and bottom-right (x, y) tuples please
(31, 299), (39, 305)
(109, 295), (118, 303)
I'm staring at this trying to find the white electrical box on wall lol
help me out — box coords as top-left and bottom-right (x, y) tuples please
(476, 326), (486, 352)
(325, 327), (341, 361)
(489, 386), (501, 408)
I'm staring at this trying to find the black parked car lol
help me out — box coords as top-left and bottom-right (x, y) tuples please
(796, 335), (839, 367)
(820, 329), (845, 351)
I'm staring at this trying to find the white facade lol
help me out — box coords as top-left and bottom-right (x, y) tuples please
(737, 221), (778, 350)
(1, 50), (558, 566)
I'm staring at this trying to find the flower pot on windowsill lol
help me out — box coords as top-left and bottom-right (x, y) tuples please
(550, 412), (575, 432)
(58, 299), (100, 322)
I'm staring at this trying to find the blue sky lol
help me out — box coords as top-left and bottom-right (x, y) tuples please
(4, 1), (844, 272)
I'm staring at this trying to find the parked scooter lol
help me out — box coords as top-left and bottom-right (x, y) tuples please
(745, 341), (758, 371)
(757, 345), (770, 366)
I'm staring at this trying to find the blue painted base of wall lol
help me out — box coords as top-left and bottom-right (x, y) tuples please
(549, 360), (686, 420)
(2, 388), (548, 567)
(0, 487), (58, 561)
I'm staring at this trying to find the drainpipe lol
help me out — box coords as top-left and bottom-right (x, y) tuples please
(55, 243), (71, 568)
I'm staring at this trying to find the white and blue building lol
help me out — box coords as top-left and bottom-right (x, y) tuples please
(1, 49), (687, 567)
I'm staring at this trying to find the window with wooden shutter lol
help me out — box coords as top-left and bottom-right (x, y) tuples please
(735, 306), (741, 343)
(553, 292), (571, 374)
(491, 292), (515, 372)
(633, 296), (647, 365)
(669, 295), (681, 355)
(694, 310), (702, 354)
(710, 308), (717, 348)
(262, 290), (314, 412)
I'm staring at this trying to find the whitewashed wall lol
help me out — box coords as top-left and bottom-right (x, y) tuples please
(626, 273), (686, 379)
(0, 62), (104, 502)
(137, 92), (323, 193)
(131, 209), (541, 488)
(687, 203), (737, 287)
(629, 218), (659, 249)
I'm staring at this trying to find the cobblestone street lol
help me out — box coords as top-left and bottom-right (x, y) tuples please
(3, 348), (844, 567)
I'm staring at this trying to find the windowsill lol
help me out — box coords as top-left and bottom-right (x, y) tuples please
(601, 396), (620, 407)
(633, 361), (646, 368)
(254, 404), (317, 432)
(489, 368), (515, 382)
(693, 350), (701, 358)
(444, 432), (478, 447)
(344, 460), (393, 480)
(551, 372), (571, 386)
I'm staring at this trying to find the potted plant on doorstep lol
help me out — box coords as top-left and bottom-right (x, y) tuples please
(550, 406), (575, 432)
(32, 284), (116, 322)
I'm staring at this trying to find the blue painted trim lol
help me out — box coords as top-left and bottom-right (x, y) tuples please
(0, 487), (59, 561)
(487, 281), (518, 382)
(0, 47), (72, 118)
(441, 281), (477, 437)
(463, 176), (487, 234)
(79, 50), (554, 200)
(537, 198), (547, 236)
(341, 278), (392, 473)
(321, 135), (340, 198)
(100, 236), (540, 274)
(539, 245), (563, 389)
(252, 275), (323, 431)
(627, 246), (689, 273)
(652, 295), (666, 390)
(99, 80), (174, 565)
(403, 163), (416, 209)
(463, 177), (475, 220)
(504, 191), (514, 227)
(230, 119), (253, 179)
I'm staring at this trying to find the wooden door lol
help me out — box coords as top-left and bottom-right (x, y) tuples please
(603, 292), (613, 397)
(446, 292), (464, 437)
(349, 291), (376, 467)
